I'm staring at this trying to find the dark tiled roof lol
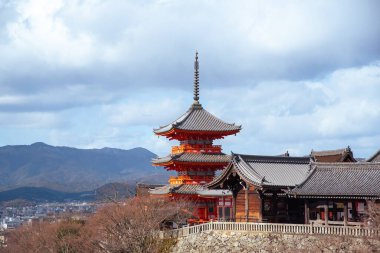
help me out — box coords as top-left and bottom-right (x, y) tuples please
(197, 189), (232, 196)
(209, 154), (311, 188)
(289, 163), (380, 198)
(150, 184), (232, 196)
(149, 184), (205, 195)
(154, 103), (241, 134)
(152, 152), (231, 165)
(311, 148), (347, 156)
(310, 146), (356, 162)
(149, 184), (172, 195)
(367, 149), (380, 162)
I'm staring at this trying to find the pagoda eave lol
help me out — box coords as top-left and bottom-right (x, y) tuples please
(155, 128), (240, 140)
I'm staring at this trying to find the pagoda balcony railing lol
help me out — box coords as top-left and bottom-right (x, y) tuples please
(172, 145), (222, 154)
(169, 175), (214, 185)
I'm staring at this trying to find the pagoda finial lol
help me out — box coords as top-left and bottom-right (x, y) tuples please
(193, 50), (200, 104)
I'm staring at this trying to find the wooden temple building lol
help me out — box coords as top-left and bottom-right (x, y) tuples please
(208, 153), (380, 226)
(288, 162), (380, 226)
(149, 52), (380, 226)
(207, 153), (311, 223)
(150, 52), (240, 222)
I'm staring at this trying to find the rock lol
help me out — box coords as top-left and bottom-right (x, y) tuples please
(170, 230), (380, 253)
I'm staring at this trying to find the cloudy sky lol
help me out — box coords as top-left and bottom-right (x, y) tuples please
(0, 0), (379, 158)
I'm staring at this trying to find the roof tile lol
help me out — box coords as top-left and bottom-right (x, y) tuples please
(290, 162), (380, 197)
(154, 103), (241, 134)
(152, 152), (231, 164)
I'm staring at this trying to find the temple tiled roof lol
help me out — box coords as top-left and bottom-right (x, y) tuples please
(289, 163), (380, 198)
(310, 146), (356, 162)
(152, 152), (231, 165)
(208, 154), (311, 188)
(154, 103), (241, 135)
(149, 184), (232, 196)
(149, 184), (202, 195)
(367, 149), (380, 162)
(197, 189), (232, 197)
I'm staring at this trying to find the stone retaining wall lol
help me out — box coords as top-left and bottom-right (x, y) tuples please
(171, 230), (380, 253)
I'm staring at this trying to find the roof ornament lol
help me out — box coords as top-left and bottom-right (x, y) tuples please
(193, 50), (200, 104)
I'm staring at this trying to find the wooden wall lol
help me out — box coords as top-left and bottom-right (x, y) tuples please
(235, 185), (262, 222)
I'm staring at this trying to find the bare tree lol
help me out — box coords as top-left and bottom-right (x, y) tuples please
(2, 219), (90, 253)
(88, 196), (192, 253)
(3, 196), (192, 253)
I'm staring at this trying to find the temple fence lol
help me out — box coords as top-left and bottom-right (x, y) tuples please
(160, 221), (379, 239)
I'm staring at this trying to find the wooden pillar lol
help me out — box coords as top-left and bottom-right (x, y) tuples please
(245, 185), (249, 222)
(352, 200), (357, 221)
(324, 202), (329, 226)
(304, 200), (309, 224)
(273, 192), (278, 223)
(232, 192), (237, 222)
(343, 201), (348, 226)
(258, 190), (264, 222)
(332, 202), (337, 221)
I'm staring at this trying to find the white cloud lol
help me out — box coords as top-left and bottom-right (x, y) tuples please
(207, 62), (380, 157)
(0, 111), (60, 128)
(4, 0), (95, 67)
(0, 0), (379, 159)
(103, 97), (186, 126)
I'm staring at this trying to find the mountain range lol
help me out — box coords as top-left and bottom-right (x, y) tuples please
(0, 182), (138, 206)
(0, 142), (171, 192)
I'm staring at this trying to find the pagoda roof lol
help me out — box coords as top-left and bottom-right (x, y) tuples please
(152, 152), (231, 165)
(154, 103), (241, 136)
(149, 184), (231, 196)
(208, 153), (311, 188)
(150, 184), (205, 195)
(288, 162), (380, 199)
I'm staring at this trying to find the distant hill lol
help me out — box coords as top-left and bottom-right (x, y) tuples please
(0, 142), (171, 191)
(0, 186), (93, 203)
(0, 182), (136, 205)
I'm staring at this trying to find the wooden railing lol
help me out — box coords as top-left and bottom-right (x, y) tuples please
(169, 175), (214, 184)
(160, 221), (380, 239)
(171, 145), (222, 154)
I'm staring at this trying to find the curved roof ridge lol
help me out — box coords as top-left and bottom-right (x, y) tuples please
(154, 104), (241, 135)
(312, 162), (380, 170)
(293, 164), (318, 189)
(234, 154), (265, 185)
(199, 107), (240, 127)
(310, 146), (351, 156)
(153, 105), (195, 133)
(367, 149), (380, 162)
(233, 153), (310, 164)
(206, 160), (235, 188)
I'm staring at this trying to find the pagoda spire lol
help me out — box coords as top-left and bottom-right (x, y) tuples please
(193, 50), (200, 104)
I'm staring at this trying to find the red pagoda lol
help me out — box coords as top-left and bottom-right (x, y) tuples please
(150, 52), (241, 222)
